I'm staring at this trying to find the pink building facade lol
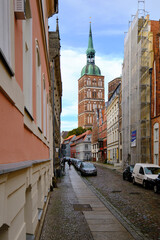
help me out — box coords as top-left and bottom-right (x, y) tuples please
(0, 1), (59, 239)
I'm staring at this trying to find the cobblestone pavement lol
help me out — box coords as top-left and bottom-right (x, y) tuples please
(84, 165), (160, 240)
(40, 167), (93, 240)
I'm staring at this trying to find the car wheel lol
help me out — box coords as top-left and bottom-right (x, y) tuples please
(123, 174), (126, 180)
(154, 185), (158, 193)
(132, 177), (136, 185)
(143, 180), (148, 189)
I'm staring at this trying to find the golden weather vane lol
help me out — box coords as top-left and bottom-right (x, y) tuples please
(89, 17), (91, 23)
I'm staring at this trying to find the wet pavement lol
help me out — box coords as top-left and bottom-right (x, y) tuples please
(86, 164), (160, 240)
(40, 165), (147, 240)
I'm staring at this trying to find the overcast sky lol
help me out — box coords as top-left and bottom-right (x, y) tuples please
(48, 0), (160, 132)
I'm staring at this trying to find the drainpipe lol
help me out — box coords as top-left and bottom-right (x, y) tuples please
(149, 68), (153, 163)
(118, 92), (120, 164)
(52, 62), (55, 176)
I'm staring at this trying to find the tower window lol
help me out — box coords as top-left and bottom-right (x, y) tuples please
(92, 91), (96, 98)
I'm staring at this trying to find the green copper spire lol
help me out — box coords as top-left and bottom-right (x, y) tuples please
(86, 22), (95, 64)
(81, 22), (101, 77)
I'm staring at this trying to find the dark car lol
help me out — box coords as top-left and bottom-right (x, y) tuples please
(123, 165), (134, 182)
(153, 173), (160, 193)
(75, 160), (82, 170)
(80, 162), (97, 176)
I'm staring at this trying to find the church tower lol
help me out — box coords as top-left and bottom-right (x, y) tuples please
(78, 23), (105, 129)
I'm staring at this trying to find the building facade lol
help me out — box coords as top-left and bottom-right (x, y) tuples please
(150, 20), (160, 166)
(78, 23), (105, 129)
(98, 107), (107, 163)
(108, 77), (121, 100)
(107, 84), (121, 165)
(75, 131), (92, 161)
(62, 135), (76, 158)
(122, 12), (160, 167)
(0, 1), (59, 239)
(49, 19), (62, 172)
(91, 109), (99, 161)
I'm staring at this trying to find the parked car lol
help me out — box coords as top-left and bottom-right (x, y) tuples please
(80, 162), (97, 176)
(132, 163), (160, 188)
(153, 173), (160, 193)
(75, 160), (83, 170)
(123, 165), (134, 182)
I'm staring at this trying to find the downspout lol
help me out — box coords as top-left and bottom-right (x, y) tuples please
(52, 62), (55, 176)
(149, 68), (153, 163)
(118, 93), (120, 163)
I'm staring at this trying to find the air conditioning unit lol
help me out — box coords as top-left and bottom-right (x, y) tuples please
(14, 0), (26, 20)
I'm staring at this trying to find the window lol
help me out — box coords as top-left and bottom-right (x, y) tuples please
(98, 79), (102, 87)
(139, 167), (144, 175)
(154, 123), (159, 165)
(87, 78), (91, 86)
(43, 74), (46, 136)
(23, 18), (33, 115)
(85, 144), (88, 150)
(36, 41), (42, 129)
(92, 91), (96, 98)
(87, 89), (91, 98)
(0, 0), (11, 63)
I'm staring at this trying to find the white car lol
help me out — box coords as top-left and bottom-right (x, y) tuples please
(132, 163), (160, 188)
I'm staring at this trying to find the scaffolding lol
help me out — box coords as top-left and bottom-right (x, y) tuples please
(122, 1), (151, 166)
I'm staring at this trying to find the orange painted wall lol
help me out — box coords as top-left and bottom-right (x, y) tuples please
(0, 0), (51, 164)
(0, 92), (49, 164)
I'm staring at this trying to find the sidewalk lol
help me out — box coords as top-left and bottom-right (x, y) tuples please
(40, 166), (136, 240)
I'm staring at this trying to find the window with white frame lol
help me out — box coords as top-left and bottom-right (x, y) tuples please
(87, 89), (91, 98)
(98, 79), (102, 87)
(43, 74), (46, 136)
(0, 0), (11, 63)
(154, 123), (159, 165)
(23, 18), (33, 115)
(36, 41), (42, 129)
(87, 78), (91, 86)
(47, 94), (49, 139)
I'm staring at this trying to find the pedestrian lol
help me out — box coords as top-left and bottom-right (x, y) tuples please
(68, 159), (71, 170)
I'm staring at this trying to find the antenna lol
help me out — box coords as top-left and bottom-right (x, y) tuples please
(138, 0), (145, 17)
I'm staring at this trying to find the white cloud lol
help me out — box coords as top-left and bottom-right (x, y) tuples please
(61, 120), (78, 131)
(61, 102), (77, 117)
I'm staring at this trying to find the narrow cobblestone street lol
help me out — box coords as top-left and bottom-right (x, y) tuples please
(39, 165), (152, 240)
(85, 165), (160, 240)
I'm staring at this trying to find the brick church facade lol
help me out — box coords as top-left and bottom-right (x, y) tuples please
(78, 23), (105, 129)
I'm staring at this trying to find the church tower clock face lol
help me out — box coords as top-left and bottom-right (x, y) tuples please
(78, 23), (105, 129)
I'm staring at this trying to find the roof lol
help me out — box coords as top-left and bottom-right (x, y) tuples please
(81, 64), (101, 77)
(63, 135), (76, 144)
(75, 130), (92, 141)
(81, 23), (101, 77)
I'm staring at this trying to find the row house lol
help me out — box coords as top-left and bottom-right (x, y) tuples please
(62, 135), (76, 158)
(107, 83), (121, 165)
(98, 107), (107, 162)
(122, 12), (160, 167)
(91, 109), (99, 161)
(0, 1), (60, 240)
(71, 130), (92, 161)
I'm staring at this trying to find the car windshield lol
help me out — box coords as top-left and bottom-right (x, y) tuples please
(144, 167), (160, 175)
(83, 163), (95, 169)
(130, 165), (134, 171)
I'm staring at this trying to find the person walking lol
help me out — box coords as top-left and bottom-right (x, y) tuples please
(68, 159), (71, 170)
